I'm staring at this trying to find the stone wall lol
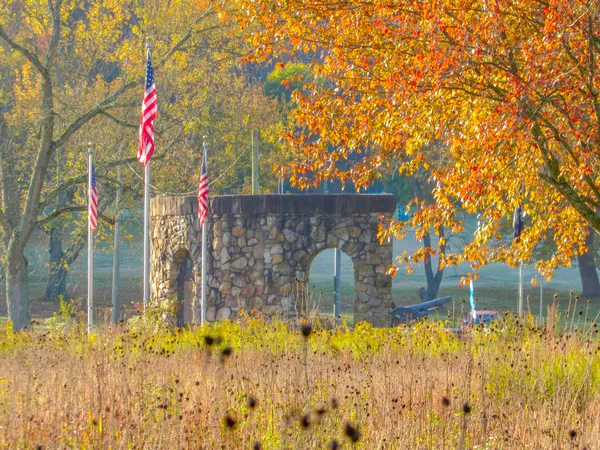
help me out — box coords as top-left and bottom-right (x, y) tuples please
(150, 194), (395, 326)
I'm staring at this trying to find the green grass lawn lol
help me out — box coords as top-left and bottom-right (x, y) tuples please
(0, 225), (597, 324)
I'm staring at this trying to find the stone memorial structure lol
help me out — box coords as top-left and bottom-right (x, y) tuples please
(150, 194), (395, 326)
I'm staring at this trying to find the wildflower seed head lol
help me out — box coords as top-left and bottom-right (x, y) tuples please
(300, 414), (310, 429)
(569, 429), (577, 439)
(344, 422), (360, 442)
(328, 439), (340, 450)
(224, 415), (236, 429)
(315, 405), (327, 415)
(252, 442), (261, 450)
(463, 403), (472, 414)
(204, 336), (214, 346)
(301, 324), (312, 338)
(441, 396), (450, 407)
(247, 396), (257, 409)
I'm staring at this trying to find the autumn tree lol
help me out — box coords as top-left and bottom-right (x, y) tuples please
(238, 0), (600, 282)
(0, 0), (250, 330)
(0, 0), (289, 325)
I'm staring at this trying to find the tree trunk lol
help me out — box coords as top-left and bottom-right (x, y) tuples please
(5, 255), (30, 331)
(422, 232), (444, 301)
(44, 225), (68, 300)
(411, 176), (446, 302)
(578, 227), (600, 298)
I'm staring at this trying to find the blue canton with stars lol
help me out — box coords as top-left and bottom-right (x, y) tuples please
(145, 53), (154, 90)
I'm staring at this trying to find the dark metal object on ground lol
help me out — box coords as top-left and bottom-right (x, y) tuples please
(391, 296), (452, 326)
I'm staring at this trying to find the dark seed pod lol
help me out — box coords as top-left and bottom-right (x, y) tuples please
(224, 415), (236, 429)
(568, 429), (577, 439)
(301, 324), (312, 338)
(344, 422), (360, 442)
(300, 414), (310, 429)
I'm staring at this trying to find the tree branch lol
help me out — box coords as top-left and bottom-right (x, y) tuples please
(0, 25), (48, 78)
(36, 205), (86, 227)
(51, 81), (138, 151)
(39, 156), (141, 211)
(44, 0), (63, 69)
(156, 8), (217, 69)
(51, 9), (216, 152)
(99, 110), (138, 129)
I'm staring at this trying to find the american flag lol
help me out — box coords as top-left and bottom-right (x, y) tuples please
(89, 163), (98, 231)
(198, 150), (209, 225)
(138, 49), (157, 167)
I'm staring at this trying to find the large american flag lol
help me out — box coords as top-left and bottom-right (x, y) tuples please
(198, 150), (209, 225)
(89, 163), (98, 231)
(138, 49), (157, 167)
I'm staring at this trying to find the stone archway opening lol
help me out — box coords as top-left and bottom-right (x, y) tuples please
(173, 248), (193, 327)
(307, 248), (355, 324)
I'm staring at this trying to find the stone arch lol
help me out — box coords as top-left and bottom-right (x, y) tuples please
(150, 194), (395, 327)
(305, 245), (357, 319)
(298, 220), (391, 325)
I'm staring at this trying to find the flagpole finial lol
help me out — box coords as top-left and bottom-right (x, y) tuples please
(202, 136), (208, 151)
(88, 143), (94, 154)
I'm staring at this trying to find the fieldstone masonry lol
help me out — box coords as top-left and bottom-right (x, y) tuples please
(150, 194), (395, 326)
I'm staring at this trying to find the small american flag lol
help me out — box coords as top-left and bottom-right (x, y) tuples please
(89, 163), (98, 231)
(198, 151), (209, 225)
(138, 49), (157, 167)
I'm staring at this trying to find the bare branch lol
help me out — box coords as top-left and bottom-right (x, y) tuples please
(44, 0), (63, 68)
(39, 156), (139, 211)
(156, 8), (217, 69)
(0, 25), (48, 78)
(99, 110), (138, 129)
(51, 81), (138, 151)
(36, 205), (86, 227)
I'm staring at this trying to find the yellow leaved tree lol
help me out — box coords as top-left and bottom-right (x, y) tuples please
(237, 0), (600, 284)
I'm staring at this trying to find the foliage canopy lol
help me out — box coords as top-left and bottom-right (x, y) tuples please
(238, 0), (600, 277)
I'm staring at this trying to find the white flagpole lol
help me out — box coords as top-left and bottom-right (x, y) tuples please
(201, 138), (208, 325)
(87, 144), (94, 334)
(143, 162), (150, 309)
(142, 42), (151, 310)
(539, 274), (544, 324)
(518, 261), (524, 318)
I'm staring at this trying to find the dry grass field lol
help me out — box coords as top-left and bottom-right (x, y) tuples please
(0, 304), (599, 449)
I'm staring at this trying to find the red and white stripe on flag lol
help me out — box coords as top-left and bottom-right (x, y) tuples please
(138, 50), (157, 167)
(89, 164), (98, 231)
(198, 151), (209, 225)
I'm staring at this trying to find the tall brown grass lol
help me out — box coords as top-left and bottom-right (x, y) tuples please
(0, 307), (598, 449)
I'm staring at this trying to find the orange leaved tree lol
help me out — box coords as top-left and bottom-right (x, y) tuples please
(238, 0), (600, 278)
